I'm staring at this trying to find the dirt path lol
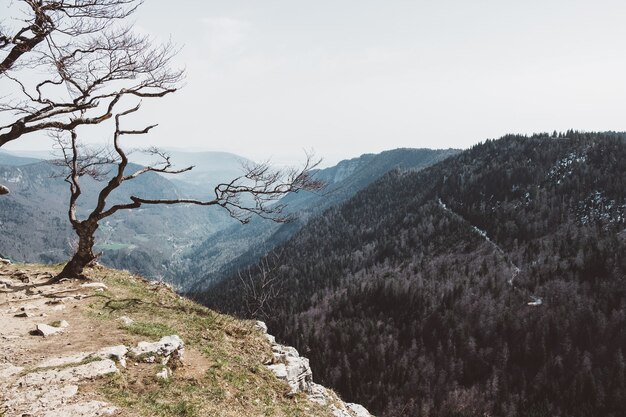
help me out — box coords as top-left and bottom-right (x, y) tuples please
(0, 263), (131, 417)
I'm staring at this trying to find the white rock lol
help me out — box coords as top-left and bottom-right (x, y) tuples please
(16, 359), (118, 386)
(130, 335), (184, 360)
(268, 363), (288, 379)
(263, 332), (374, 417)
(4, 384), (79, 413)
(331, 404), (353, 417)
(80, 282), (108, 289)
(37, 345), (128, 369)
(255, 320), (268, 333)
(308, 383), (330, 405)
(97, 345), (128, 364)
(118, 316), (134, 325)
(156, 367), (172, 380)
(36, 323), (65, 337)
(347, 403), (372, 417)
(0, 256), (11, 264)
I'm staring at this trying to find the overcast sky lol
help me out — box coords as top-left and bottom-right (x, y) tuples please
(5, 0), (626, 166)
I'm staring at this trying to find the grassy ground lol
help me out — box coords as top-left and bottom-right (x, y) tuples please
(74, 266), (335, 417)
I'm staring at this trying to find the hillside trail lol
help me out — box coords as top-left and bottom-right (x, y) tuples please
(436, 199), (541, 305)
(0, 262), (135, 416)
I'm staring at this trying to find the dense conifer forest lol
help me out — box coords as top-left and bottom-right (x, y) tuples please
(198, 132), (626, 417)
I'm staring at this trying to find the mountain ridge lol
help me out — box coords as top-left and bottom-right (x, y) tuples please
(198, 131), (626, 417)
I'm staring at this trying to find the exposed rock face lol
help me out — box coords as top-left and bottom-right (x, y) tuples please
(1, 337), (182, 417)
(129, 334), (185, 365)
(256, 321), (374, 417)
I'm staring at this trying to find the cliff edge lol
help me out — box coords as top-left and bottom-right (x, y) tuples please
(0, 261), (373, 417)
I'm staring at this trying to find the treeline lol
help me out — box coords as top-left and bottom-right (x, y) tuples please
(196, 132), (626, 417)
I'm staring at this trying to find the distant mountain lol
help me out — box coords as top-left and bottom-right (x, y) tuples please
(0, 151), (43, 166)
(199, 132), (626, 417)
(180, 148), (459, 292)
(128, 150), (252, 198)
(0, 157), (236, 278)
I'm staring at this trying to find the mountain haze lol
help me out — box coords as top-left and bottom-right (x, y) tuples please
(180, 148), (459, 292)
(0, 153), (241, 277)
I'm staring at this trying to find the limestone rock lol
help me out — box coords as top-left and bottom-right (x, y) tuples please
(156, 367), (172, 380)
(80, 282), (108, 290)
(3, 384), (79, 414)
(130, 335), (184, 362)
(255, 320), (268, 333)
(36, 323), (65, 337)
(37, 345), (128, 369)
(256, 320), (374, 416)
(347, 403), (372, 417)
(16, 359), (118, 386)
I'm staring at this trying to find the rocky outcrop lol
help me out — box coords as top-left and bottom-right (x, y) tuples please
(129, 334), (184, 367)
(256, 321), (374, 417)
(1, 336), (183, 417)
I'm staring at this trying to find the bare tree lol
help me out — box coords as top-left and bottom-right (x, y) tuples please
(53, 107), (322, 279)
(237, 250), (285, 319)
(0, 0), (159, 193)
(2, 0), (325, 280)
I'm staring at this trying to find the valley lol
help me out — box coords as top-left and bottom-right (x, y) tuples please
(1, 132), (625, 417)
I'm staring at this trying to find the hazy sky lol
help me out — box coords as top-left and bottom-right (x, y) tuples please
(5, 0), (626, 166)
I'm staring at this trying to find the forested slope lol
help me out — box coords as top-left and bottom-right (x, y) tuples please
(181, 148), (458, 292)
(199, 132), (626, 417)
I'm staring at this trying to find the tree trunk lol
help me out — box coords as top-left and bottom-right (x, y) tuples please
(56, 223), (98, 279)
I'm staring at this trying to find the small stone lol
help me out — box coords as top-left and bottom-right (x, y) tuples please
(255, 321), (268, 333)
(130, 335), (184, 360)
(118, 316), (134, 325)
(14, 311), (36, 318)
(35, 323), (65, 337)
(156, 367), (172, 380)
(80, 282), (108, 290)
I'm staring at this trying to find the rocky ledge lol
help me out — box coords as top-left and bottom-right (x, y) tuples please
(1, 333), (184, 417)
(256, 321), (373, 417)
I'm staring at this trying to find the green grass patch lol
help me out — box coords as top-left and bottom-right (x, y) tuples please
(124, 321), (177, 338)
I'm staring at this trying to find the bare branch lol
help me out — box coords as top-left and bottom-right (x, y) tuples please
(0, 0), (183, 149)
